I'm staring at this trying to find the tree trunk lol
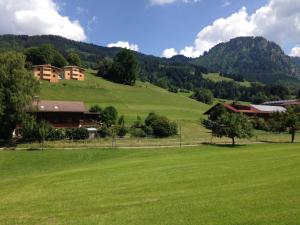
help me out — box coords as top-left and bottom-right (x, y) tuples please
(232, 137), (235, 146)
(291, 129), (295, 143)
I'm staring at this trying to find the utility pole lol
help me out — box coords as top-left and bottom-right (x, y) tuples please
(178, 121), (182, 148)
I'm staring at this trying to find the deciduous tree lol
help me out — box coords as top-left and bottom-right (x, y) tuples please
(0, 52), (39, 142)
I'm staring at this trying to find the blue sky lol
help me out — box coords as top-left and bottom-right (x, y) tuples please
(59, 0), (268, 56)
(1, 0), (300, 57)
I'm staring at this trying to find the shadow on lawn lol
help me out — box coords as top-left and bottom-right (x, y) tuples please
(202, 142), (247, 148)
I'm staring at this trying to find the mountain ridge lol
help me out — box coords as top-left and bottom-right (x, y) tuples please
(192, 36), (300, 84)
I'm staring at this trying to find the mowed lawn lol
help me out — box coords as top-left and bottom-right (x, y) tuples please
(1, 144), (300, 225)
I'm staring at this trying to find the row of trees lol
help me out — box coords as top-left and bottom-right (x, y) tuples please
(89, 105), (178, 138)
(25, 44), (82, 68)
(190, 81), (295, 105)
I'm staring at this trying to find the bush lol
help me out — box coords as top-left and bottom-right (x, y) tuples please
(130, 128), (146, 137)
(144, 113), (177, 138)
(117, 126), (128, 138)
(97, 126), (111, 138)
(66, 128), (89, 140)
(21, 117), (51, 142)
(252, 118), (270, 131)
(89, 105), (102, 113)
(151, 117), (178, 137)
(47, 128), (66, 141)
(191, 88), (214, 105)
(168, 86), (178, 93)
(101, 106), (118, 127)
(141, 125), (153, 136)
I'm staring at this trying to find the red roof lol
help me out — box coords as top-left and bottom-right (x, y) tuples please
(204, 102), (281, 115)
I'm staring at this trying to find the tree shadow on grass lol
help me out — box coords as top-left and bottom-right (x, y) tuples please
(202, 142), (247, 149)
(26, 147), (44, 151)
(259, 140), (294, 144)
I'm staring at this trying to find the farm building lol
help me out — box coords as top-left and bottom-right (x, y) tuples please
(27, 100), (99, 128)
(204, 102), (286, 120)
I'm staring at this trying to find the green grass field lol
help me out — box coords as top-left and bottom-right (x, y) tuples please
(39, 70), (208, 123)
(1, 144), (300, 225)
(203, 73), (251, 87)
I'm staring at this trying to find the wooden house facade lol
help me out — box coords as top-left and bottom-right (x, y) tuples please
(28, 100), (99, 128)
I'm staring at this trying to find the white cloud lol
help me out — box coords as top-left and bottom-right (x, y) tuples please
(161, 48), (178, 58)
(0, 0), (86, 41)
(107, 41), (139, 51)
(290, 46), (300, 57)
(175, 0), (300, 58)
(149, 0), (200, 6)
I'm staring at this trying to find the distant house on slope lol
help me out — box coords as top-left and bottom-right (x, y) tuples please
(32, 64), (62, 83)
(32, 65), (86, 82)
(27, 100), (99, 128)
(63, 66), (85, 81)
(204, 102), (286, 120)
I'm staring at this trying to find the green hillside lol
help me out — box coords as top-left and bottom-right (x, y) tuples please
(1, 144), (300, 224)
(193, 36), (300, 85)
(203, 73), (251, 87)
(39, 70), (209, 123)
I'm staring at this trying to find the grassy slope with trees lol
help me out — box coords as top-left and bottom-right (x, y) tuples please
(1, 144), (300, 224)
(38, 70), (208, 123)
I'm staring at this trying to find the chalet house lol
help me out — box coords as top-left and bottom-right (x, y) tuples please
(263, 99), (300, 107)
(28, 100), (99, 128)
(63, 66), (85, 81)
(32, 65), (62, 83)
(204, 102), (286, 120)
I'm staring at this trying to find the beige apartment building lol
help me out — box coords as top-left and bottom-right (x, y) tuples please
(32, 65), (62, 83)
(63, 66), (85, 81)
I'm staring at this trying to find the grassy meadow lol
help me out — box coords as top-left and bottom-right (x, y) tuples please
(39, 70), (208, 123)
(203, 73), (251, 87)
(1, 143), (300, 225)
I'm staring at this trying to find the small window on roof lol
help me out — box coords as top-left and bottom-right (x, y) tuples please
(54, 106), (59, 110)
(40, 105), (45, 110)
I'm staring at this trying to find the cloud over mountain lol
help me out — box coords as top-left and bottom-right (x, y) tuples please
(163, 0), (300, 58)
(107, 41), (139, 51)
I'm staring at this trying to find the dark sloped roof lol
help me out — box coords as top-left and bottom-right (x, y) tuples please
(31, 100), (87, 113)
(63, 66), (86, 71)
(32, 64), (62, 71)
